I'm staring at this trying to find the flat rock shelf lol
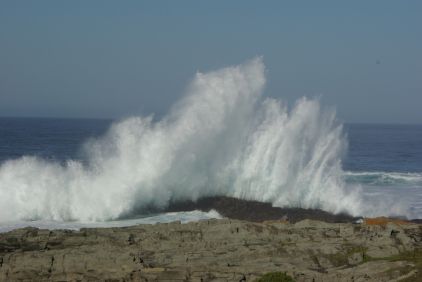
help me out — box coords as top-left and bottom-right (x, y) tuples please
(1, 216), (422, 281)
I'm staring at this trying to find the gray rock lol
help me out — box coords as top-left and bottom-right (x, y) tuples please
(0, 219), (421, 281)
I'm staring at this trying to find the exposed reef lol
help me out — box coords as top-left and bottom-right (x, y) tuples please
(166, 196), (359, 223)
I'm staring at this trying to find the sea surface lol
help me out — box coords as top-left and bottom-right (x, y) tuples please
(1, 118), (421, 172)
(0, 117), (421, 232)
(343, 123), (422, 221)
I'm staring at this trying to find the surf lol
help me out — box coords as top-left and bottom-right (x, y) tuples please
(0, 58), (379, 222)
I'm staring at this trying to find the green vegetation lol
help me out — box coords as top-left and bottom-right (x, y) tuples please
(255, 272), (295, 282)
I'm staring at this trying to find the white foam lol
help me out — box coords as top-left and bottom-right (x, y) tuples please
(0, 210), (222, 233)
(358, 184), (422, 219)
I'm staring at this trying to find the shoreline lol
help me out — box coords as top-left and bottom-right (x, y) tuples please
(1, 215), (422, 281)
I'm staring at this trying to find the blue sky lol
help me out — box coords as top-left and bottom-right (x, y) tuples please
(0, 1), (421, 123)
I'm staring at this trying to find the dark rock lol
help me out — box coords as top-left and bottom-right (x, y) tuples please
(166, 196), (359, 223)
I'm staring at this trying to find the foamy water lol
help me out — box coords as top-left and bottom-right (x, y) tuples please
(0, 210), (222, 233)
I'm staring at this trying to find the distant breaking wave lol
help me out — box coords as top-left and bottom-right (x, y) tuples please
(344, 171), (422, 186)
(0, 58), (392, 222)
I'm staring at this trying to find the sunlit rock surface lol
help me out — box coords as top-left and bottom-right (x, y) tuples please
(1, 217), (421, 281)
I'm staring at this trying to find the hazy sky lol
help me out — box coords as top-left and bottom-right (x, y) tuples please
(1, 1), (421, 123)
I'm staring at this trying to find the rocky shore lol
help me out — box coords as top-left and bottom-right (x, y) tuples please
(1, 198), (422, 281)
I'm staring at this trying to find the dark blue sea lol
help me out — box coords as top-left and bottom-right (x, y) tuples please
(0, 117), (111, 164)
(345, 123), (422, 173)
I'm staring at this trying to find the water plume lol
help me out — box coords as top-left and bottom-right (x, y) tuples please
(0, 58), (364, 222)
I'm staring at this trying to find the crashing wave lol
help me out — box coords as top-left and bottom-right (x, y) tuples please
(0, 58), (364, 222)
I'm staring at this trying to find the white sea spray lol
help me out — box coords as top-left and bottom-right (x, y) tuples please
(1, 58), (405, 222)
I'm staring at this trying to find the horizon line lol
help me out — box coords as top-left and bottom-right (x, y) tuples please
(0, 115), (421, 126)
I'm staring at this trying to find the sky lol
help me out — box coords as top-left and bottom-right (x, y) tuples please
(0, 1), (421, 123)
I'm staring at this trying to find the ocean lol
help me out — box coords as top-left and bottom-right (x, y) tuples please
(2, 119), (421, 175)
(0, 119), (420, 232)
(0, 59), (421, 232)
